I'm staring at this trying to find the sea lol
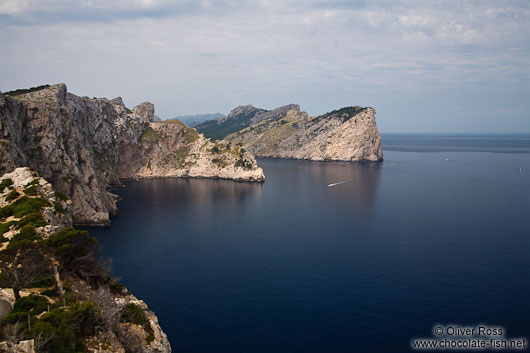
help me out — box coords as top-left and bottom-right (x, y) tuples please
(87, 134), (530, 353)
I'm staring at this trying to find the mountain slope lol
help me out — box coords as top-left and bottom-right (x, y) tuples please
(221, 105), (383, 162)
(0, 84), (264, 226)
(174, 113), (225, 128)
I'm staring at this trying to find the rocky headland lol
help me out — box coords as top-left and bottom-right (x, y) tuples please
(196, 104), (383, 162)
(0, 84), (264, 226)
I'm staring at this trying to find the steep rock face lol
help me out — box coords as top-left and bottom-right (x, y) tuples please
(0, 84), (264, 226)
(225, 105), (383, 162)
(0, 168), (171, 353)
(137, 121), (264, 181)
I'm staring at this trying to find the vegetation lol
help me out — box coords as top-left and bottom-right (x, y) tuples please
(120, 303), (155, 343)
(28, 302), (99, 353)
(195, 109), (264, 140)
(0, 196), (51, 220)
(15, 213), (47, 229)
(0, 241), (51, 299)
(317, 106), (365, 123)
(22, 185), (38, 196)
(5, 190), (20, 202)
(53, 201), (65, 214)
(141, 127), (164, 143)
(3, 85), (50, 97)
(0, 178), (13, 191)
(235, 158), (253, 170)
(0, 221), (16, 236)
(0, 182), (157, 351)
(212, 157), (228, 168)
(162, 146), (192, 169)
(54, 191), (69, 202)
(7, 225), (42, 249)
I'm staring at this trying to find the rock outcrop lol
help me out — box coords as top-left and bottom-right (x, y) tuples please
(211, 105), (383, 162)
(0, 84), (264, 226)
(0, 167), (171, 353)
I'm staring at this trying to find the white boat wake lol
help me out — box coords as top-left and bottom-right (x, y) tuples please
(328, 179), (354, 187)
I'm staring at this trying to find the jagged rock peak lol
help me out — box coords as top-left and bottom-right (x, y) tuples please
(133, 101), (156, 122)
(224, 104), (267, 121)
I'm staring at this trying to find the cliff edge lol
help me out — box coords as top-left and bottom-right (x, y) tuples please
(0, 84), (264, 226)
(0, 167), (170, 353)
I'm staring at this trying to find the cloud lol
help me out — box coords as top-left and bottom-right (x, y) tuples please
(0, 0), (529, 132)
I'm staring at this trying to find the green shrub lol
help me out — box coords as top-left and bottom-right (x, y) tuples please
(28, 179), (40, 187)
(0, 221), (16, 236)
(0, 178), (13, 191)
(15, 213), (47, 229)
(7, 225), (42, 248)
(120, 303), (155, 343)
(53, 201), (66, 214)
(29, 301), (99, 353)
(40, 287), (59, 298)
(3, 85), (50, 97)
(5, 190), (20, 202)
(11, 196), (51, 218)
(45, 228), (105, 285)
(23, 185), (38, 196)
(55, 191), (69, 202)
(235, 158), (253, 171)
(0, 204), (14, 219)
(12, 294), (49, 315)
(0, 235), (7, 243)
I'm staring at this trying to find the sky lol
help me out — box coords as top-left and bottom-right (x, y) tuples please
(0, 0), (529, 133)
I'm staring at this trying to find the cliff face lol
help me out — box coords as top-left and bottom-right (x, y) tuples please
(0, 84), (264, 226)
(0, 167), (171, 353)
(223, 105), (383, 162)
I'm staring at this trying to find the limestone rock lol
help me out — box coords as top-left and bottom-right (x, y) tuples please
(0, 84), (263, 226)
(226, 106), (383, 162)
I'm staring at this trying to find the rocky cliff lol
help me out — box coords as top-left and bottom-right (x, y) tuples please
(0, 167), (171, 353)
(212, 105), (383, 162)
(0, 84), (264, 226)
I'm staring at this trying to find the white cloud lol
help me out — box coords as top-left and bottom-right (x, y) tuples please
(0, 0), (529, 132)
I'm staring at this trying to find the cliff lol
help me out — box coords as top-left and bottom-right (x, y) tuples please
(0, 84), (264, 226)
(198, 104), (383, 162)
(0, 167), (170, 353)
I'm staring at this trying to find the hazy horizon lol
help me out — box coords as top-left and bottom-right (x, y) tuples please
(1, 0), (529, 133)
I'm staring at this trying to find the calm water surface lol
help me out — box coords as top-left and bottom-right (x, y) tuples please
(88, 135), (530, 353)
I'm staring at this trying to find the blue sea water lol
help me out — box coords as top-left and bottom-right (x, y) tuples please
(87, 134), (530, 353)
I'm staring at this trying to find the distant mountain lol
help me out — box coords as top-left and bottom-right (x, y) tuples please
(172, 113), (225, 128)
(195, 104), (298, 140)
(198, 103), (383, 162)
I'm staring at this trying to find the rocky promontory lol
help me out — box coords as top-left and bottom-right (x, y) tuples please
(197, 104), (383, 162)
(0, 84), (264, 226)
